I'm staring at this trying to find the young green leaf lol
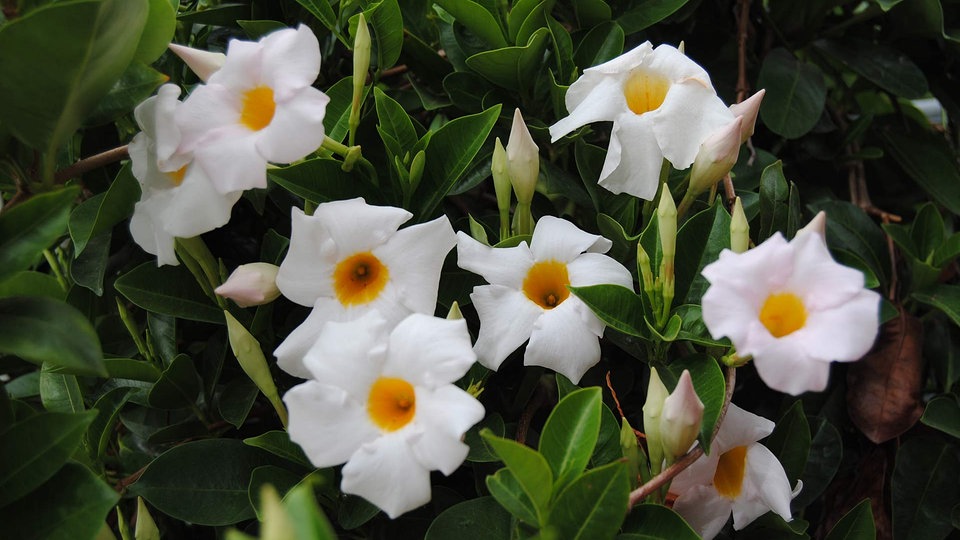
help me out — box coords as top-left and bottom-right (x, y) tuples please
(539, 387), (603, 491)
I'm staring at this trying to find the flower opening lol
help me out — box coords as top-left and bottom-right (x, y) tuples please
(367, 376), (416, 432)
(522, 260), (570, 309)
(713, 445), (748, 499)
(166, 165), (188, 187)
(623, 70), (670, 115)
(333, 251), (389, 306)
(240, 86), (276, 131)
(759, 292), (806, 338)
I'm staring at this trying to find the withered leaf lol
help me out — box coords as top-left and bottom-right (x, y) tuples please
(847, 311), (924, 444)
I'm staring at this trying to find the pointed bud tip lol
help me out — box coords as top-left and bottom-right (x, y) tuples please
(168, 43), (226, 82)
(215, 262), (281, 308)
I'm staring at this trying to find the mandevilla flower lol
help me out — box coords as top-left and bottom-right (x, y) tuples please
(128, 84), (242, 266)
(176, 25), (330, 193)
(729, 89), (766, 144)
(669, 404), (793, 540)
(274, 198), (456, 379)
(701, 221), (881, 394)
(215, 262), (281, 307)
(456, 215), (633, 383)
(284, 312), (484, 518)
(505, 108), (540, 205)
(660, 370), (704, 461)
(686, 116), (743, 200)
(549, 42), (735, 200)
(642, 367), (670, 473)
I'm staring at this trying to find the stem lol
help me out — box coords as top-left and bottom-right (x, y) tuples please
(116, 298), (156, 365)
(42, 249), (68, 291)
(54, 145), (129, 184)
(514, 202), (533, 236)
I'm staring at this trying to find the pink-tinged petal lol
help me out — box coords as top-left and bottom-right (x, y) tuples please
(456, 231), (534, 289)
(786, 232), (867, 311)
(409, 385), (485, 475)
(700, 283), (763, 345)
(168, 43), (225, 83)
(341, 432), (432, 519)
(129, 202), (178, 266)
(597, 113), (663, 200)
(733, 443), (793, 529)
(259, 25), (322, 97)
(801, 289), (880, 361)
(375, 216), (456, 315)
(215, 263), (281, 307)
(284, 381), (379, 467)
(652, 81), (735, 169)
(470, 285), (541, 371)
(276, 207), (338, 307)
(701, 234), (794, 300)
(713, 404), (775, 450)
(549, 76), (628, 142)
(384, 315), (476, 388)
(672, 484), (733, 540)
(648, 43), (714, 83)
(192, 131), (268, 192)
(176, 84), (242, 150)
(206, 39), (264, 90)
(524, 297), (603, 383)
(311, 198), (412, 254)
(729, 89), (765, 143)
(751, 339), (832, 395)
(254, 87), (329, 163)
(669, 452), (720, 495)
(301, 311), (388, 395)
(567, 252), (634, 289)
(529, 216), (612, 262)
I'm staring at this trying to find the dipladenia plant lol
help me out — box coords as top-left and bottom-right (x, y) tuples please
(2, 2), (957, 540)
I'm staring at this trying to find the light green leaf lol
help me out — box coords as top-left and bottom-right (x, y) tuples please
(757, 48), (827, 139)
(39, 365), (84, 413)
(115, 262), (224, 324)
(282, 482), (338, 540)
(485, 468), (539, 524)
(133, 0), (176, 63)
(547, 461), (630, 540)
(374, 87), (419, 156)
(482, 429), (553, 523)
(0, 296), (105, 376)
(539, 387), (602, 491)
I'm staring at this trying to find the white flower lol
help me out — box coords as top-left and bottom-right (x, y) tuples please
(128, 84), (242, 266)
(274, 198), (456, 379)
(456, 216), (633, 383)
(669, 404), (793, 540)
(701, 229), (880, 395)
(215, 262), (281, 307)
(284, 312), (484, 518)
(176, 25), (330, 193)
(660, 370), (704, 461)
(548, 42), (735, 200)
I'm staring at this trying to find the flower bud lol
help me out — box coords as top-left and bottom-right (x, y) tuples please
(730, 197), (750, 254)
(505, 108), (540, 205)
(215, 263), (281, 307)
(643, 367), (670, 473)
(659, 370), (704, 461)
(688, 117), (743, 199)
(260, 484), (296, 540)
(729, 89), (765, 144)
(796, 211), (827, 240)
(446, 301), (464, 320)
(168, 43), (225, 82)
(492, 137), (512, 239)
(657, 184), (677, 293)
(224, 310), (287, 426)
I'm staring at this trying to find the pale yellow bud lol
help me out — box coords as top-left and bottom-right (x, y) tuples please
(730, 197), (750, 254)
(643, 367), (670, 473)
(505, 108), (540, 205)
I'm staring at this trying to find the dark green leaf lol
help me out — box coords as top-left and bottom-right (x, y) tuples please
(570, 284), (647, 338)
(891, 436), (960, 540)
(673, 304), (729, 347)
(921, 395), (960, 439)
(814, 38), (927, 99)
(766, 401), (811, 484)
(115, 262), (224, 324)
(85, 387), (131, 461)
(539, 387), (602, 491)
(0, 296), (105, 376)
(825, 499), (876, 540)
(176, 3), (248, 25)
(294, 0), (338, 33)
(676, 202), (731, 304)
(465, 412), (506, 462)
(425, 497), (513, 540)
(793, 416), (842, 508)
(759, 161), (790, 240)
(617, 0), (691, 35)
(913, 285), (960, 329)
(248, 465), (304, 519)
(103, 358), (161, 382)
(0, 186), (78, 282)
(85, 61), (168, 126)
(337, 494), (380, 529)
(621, 503), (700, 539)
(269, 158), (376, 204)
(70, 231), (110, 295)
(321, 76), (359, 142)
(148, 353), (201, 409)
(757, 48), (827, 139)
(68, 163), (138, 255)
(574, 21), (624, 69)
(878, 123), (960, 217)
(218, 377), (259, 429)
(38, 365), (84, 413)
(465, 27), (549, 91)
(547, 461), (630, 540)
(237, 19), (286, 39)
(244, 430), (313, 469)
(434, 0), (507, 48)
(0, 271), (65, 300)
(362, 0), (403, 70)
(482, 430), (552, 522)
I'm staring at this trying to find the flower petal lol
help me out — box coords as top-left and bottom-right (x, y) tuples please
(384, 315), (476, 387)
(259, 25), (322, 97)
(714, 403), (775, 451)
(254, 87), (329, 163)
(176, 83), (242, 150)
(750, 338), (832, 395)
(732, 443), (793, 529)
(410, 385), (485, 475)
(205, 38), (264, 90)
(456, 231), (534, 289)
(129, 202), (178, 266)
(652, 79), (735, 169)
(669, 451), (720, 496)
(471, 285), (542, 371)
(786, 231), (868, 311)
(524, 297), (603, 383)
(341, 432), (432, 519)
(159, 167), (242, 238)
(567, 252), (634, 289)
(275, 207), (338, 307)
(801, 288), (879, 361)
(374, 216), (456, 315)
(597, 113), (663, 200)
(672, 484), (734, 540)
(549, 77), (628, 142)
(312, 198), (412, 254)
(301, 311), (388, 395)
(529, 215), (612, 262)
(284, 380), (379, 468)
(192, 131), (268, 192)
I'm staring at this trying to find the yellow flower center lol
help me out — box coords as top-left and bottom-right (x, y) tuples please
(240, 86), (276, 131)
(713, 445), (748, 499)
(522, 260), (570, 309)
(367, 377), (416, 431)
(759, 292), (807, 338)
(333, 252), (389, 306)
(165, 165), (188, 187)
(623, 71), (670, 115)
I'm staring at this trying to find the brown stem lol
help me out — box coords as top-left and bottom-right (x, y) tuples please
(735, 0), (752, 103)
(54, 144), (129, 184)
(516, 381), (548, 445)
(627, 366), (737, 508)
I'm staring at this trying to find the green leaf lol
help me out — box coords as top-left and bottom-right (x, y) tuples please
(237, 19), (287, 39)
(131, 439), (282, 526)
(0, 271), (65, 300)
(0, 296), (105, 376)
(814, 38), (927, 99)
(147, 353), (201, 410)
(294, 0), (338, 33)
(175, 3), (248, 25)
(465, 27), (549, 91)
(891, 435), (960, 540)
(878, 123), (960, 217)
(434, 0), (507, 48)
(765, 401), (811, 484)
(283, 482), (338, 540)
(465, 412), (506, 462)
(485, 468), (539, 524)
(374, 87), (419, 156)
(675, 202), (731, 304)
(244, 430), (313, 469)
(0, 0), (148, 162)
(218, 377), (259, 429)
(85, 61), (168, 126)
(362, 0), (403, 70)
(661, 354), (725, 454)
(70, 231), (110, 295)
(337, 494), (380, 529)
(825, 499), (876, 540)
(248, 465), (303, 519)
(0, 186), (79, 282)
(620, 503), (700, 539)
(569, 284), (647, 338)
(921, 395), (960, 439)
(418, 104), (501, 218)
(103, 358), (161, 382)
(793, 416), (842, 508)
(321, 76), (360, 142)
(133, 0), (176, 63)
(0, 462), (118, 540)
(85, 387), (131, 461)
(574, 21), (624, 69)
(425, 497), (514, 540)
(115, 262), (224, 324)
(539, 387), (602, 491)
(757, 48), (827, 139)
(547, 461), (630, 540)
(0, 410), (97, 507)
(269, 158), (376, 204)
(38, 365), (84, 413)
(913, 285), (960, 328)
(809, 199), (889, 284)
(617, 0), (691, 35)
(759, 161), (790, 240)
(482, 430), (553, 523)
(673, 304), (729, 347)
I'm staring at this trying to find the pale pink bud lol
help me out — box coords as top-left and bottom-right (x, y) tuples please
(729, 89), (765, 143)
(215, 263), (281, 307)
(796, 211), (827, 240)
(688, 116), (743, 198)
(659, 370), (704, 460)
(168, 43), (226, 82)
(505, 108), (540, 205)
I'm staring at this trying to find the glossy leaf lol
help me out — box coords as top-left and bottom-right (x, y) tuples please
(617, 0), (691, 34)
(38, 365), (84, 413)
(921, 395), (960, 439)
(362, 0), (403, 70)
(547, 461), (630, 540)
(0, 271), (65, 300)
(675, 202), (731, 304)
(878, 124), (960, 217)
(147, 354), (201, 410)
(67, 161), (137, 255)
(757, 48), (827, 139)
(434, 0), (507, 48)
(574, 21), (624, 69)
(569, 284), (646, 338)
(465, 27), (549, 91)
(465, 412), (506, 462)
(809, 199), (889, 284)
(539, 387), (602, 491)
(0, 186), (78, 282)
(424, 497), (513, 540)
(620, 503), (700, 539)
(814, 38), (927, 99)
(86, 60), (168, 126)
(294, 0), (338, 33)
(85, 387), (132, 460)
(269, 158), (376, 204)
(115, 262), (224, 324)
(482, 429), (553, 522)
(0, 296), (105, 376)
(914, 285), (960, 329)
(759, 161), (790, 240)
(485, 468), (539, 524)
(244, 430), (313, 469)
(793, 416), (843, 508)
